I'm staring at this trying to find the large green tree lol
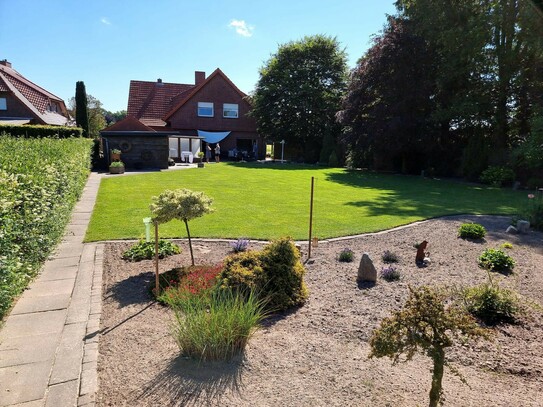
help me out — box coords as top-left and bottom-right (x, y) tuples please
(338, 17), (437, 173)
(75, 81), (89, 137)
(250, 35), (348, 163)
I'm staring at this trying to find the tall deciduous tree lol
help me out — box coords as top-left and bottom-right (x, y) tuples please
(75, 81), (89, 137)
(251, 35), (348, 163)
(338, 17), (436, 173)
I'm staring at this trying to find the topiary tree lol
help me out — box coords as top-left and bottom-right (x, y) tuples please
(150, 189), (213, 266)
(75, 81), (89, 137)
(369, 285), (491, 407)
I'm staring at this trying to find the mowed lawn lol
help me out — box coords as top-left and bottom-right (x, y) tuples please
(85, 163), (526, 241)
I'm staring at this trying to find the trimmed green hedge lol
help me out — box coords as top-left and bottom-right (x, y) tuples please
(0, 124), (83, 139)
(0, 134), (92, 319)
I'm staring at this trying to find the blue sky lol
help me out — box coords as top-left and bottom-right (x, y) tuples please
(0, 0), (397, 112)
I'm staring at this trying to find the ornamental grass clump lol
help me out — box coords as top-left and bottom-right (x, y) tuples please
(165, 288), (267, 361)
(380, 265), (401, 282)
(122, 239), (180, 261)
(478, 248), (515, 272)
(338, 248), (354, 262)
(230, 238), (249, 253)
(458, 222), (486, 240)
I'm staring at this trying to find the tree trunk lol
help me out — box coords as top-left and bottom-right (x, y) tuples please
(429, 347), (445, 407)
(184, 219), (195, 266)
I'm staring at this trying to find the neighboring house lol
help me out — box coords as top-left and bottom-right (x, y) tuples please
(127, 68), (262, 160)
(0, 60), (70, 126)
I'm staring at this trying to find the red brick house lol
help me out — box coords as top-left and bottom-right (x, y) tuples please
(127, 68), (262, 160)
(0, 60), (70, 126)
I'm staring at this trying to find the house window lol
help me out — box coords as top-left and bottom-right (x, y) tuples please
(223, 103), (238, 118)
(0, 98), (6, 110)
(198, 102), (214, 117)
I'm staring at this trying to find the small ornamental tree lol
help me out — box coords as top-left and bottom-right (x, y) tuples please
(369, 286), (491, 407)
(150, 189), (213, 266)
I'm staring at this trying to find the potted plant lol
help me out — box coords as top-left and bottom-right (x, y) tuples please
(197, 151), (205, 168)
(111, 149), (121, 162)
(109, 160), (125, 174)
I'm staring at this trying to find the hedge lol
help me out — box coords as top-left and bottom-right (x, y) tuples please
(0, 134), (92, 319)
(0, 124), (83, 139)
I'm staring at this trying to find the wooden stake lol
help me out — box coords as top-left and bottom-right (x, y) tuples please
(154, 220), (159, 296)
(308, 176), (315, 260)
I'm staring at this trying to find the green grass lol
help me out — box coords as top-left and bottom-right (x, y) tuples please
(85, 163), (525, 241)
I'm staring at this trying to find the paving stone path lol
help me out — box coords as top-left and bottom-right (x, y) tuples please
(0, 173), (103, 407)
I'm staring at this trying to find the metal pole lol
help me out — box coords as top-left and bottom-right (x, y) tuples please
(154, 220), (159, 296)
(308, 176), (314, 260)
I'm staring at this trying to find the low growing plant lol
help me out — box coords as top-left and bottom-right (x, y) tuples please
(157, 264), (223, 305)
(478, 248), (515, 272)
(479, 166), (515, 187)
(122, 239), (180, 261)
(230, 238), (249, 253)
(500, 242), (513, 249)
(165, 288), (267, 361)
(380, 265), (401, 281)
(381, 250), (399, 263)
(458, 222), (486, 240)
(338, 248), (354, 262)
(461, 279), (523, 325)
(109, 161), (124, 168)
(522, 191), (543, 231)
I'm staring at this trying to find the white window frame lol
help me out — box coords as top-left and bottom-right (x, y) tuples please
(223, 103), (238, 118)
(0, 98), (6, 110)
(198, 102), (214, 117)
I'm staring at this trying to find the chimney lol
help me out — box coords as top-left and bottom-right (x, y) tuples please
(156, 78), (163, 86)
(0, 60), (12, 68)
(195, 71), (206, 85)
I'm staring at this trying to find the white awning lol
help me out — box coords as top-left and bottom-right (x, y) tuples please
(197, 130), (231, 144)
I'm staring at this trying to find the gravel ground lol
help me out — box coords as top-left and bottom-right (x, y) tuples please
(97, 215), (543, 407)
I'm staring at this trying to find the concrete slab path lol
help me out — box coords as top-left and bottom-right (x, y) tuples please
(0, 172), (103, 407)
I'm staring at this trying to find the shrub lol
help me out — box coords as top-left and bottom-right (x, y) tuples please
(338, 248), (354, 262)
(458, 222), (486, 239)
(462, 281), (522, 325)
(230, 238), (249, 253)
(382, 250), (399, 263)
(380, 265), (401, 282)
(0, 136), (92, 319)
(219, 237), (308, 312)
(122, 239), (180, 261)
(500, 242), (513, 249)
(478, 248), (515, 272)
(479, 166), (515, 187)
(157, 264), (223, 305)
(164, 288), (267, 361)
(0, 124), (83, 138)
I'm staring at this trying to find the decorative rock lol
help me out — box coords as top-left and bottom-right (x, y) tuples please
(506, 225), (518, 234)
(357, 253), (377, 283)
(517, 220), (530, 234)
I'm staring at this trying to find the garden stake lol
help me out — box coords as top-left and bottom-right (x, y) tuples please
(308, 176), (315, 260)
(154, 220), (159, 296)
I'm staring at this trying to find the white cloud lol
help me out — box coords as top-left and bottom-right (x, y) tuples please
(228, 19), (254, 37)
(100, 17), (111, 25)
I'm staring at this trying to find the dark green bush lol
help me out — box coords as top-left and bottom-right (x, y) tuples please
(382, 250), (399, 263)
(479, 166), (515, 187)
(478, 248), (515, 272)
(462, 282), (522, 325)
(122, 239), (180, 261)
(0, 124), (83, 138)
(338, 248), (354, 262)
(458, 223), (486, 239)
(219, 237), (308, 311)
(0, 136), (92, 319)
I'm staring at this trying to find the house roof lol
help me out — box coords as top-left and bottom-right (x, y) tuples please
(127, 80), (193, 127)
(163, 69), (247, 121)
(101, 115), (156, 132)
(126, 69), (248, 126)
(0, 61), (69, 125)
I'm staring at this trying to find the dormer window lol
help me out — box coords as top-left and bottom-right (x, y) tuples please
(223, 103), (238, 118)
(198, 102), (214, 117)
(0, 98), (6, 110)
(47, 102), (58, 112)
